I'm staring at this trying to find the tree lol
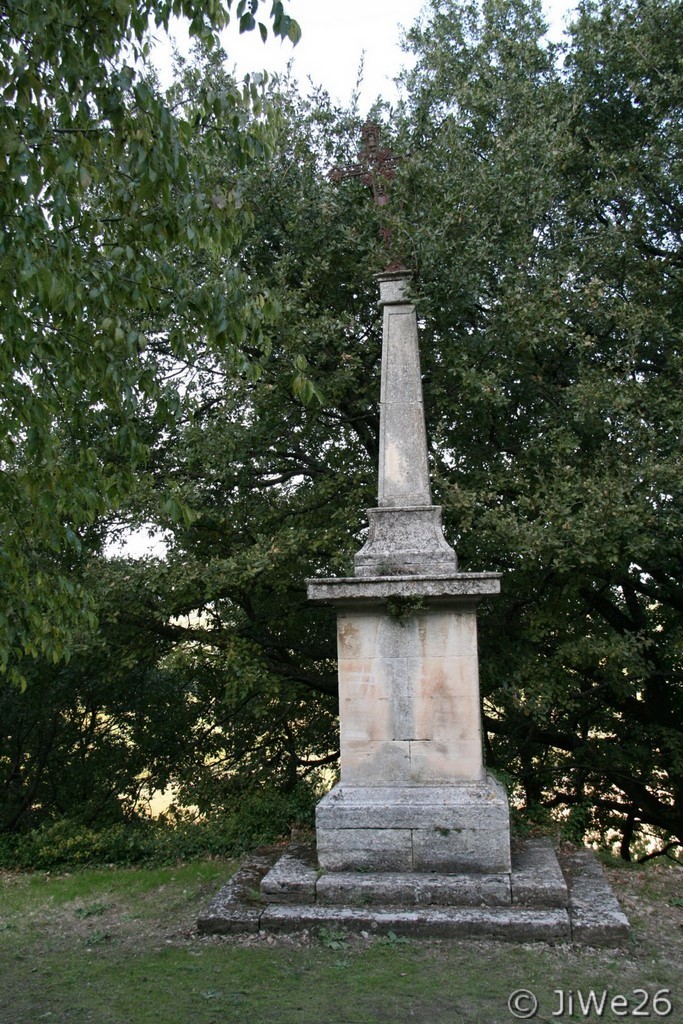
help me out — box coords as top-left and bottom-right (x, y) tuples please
(397, 0), (682, 855)
(110, 75), (379, 807)
(0, 557), (187, 831)
(6, 0), (681, 860)
(0, 1), (299, 683)
(134, 0), (681, 856)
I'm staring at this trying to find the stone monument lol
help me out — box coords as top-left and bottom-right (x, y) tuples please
(309, 267), (510, 877)
(198, 127), (629, 944)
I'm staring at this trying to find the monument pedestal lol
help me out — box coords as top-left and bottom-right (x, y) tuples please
(307, 571), (510, 875)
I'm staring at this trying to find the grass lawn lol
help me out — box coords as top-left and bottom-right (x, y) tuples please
(1, 853), (681, 1024)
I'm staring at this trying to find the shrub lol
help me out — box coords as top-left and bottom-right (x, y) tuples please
(0, 783), (317, 871)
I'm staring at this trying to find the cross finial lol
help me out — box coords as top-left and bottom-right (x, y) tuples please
(330, 123), (406, 271)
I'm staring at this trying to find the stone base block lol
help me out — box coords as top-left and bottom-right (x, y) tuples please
(315, 776), (511, 873)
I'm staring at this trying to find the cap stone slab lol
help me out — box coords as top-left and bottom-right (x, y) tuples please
(307, 572), (500, 604)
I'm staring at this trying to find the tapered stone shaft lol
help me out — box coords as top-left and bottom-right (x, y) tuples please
(354, 271), (457, 576)
(377, 271), (432, 508)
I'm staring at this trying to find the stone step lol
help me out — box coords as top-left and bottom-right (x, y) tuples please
(315, 869), (511, 906)
(561, 848), (630, 946)
(511, 837), (569, 907)
(198, 840), (629, 946)
(260, 837), (569, 910)
(261, 903), (571, 943)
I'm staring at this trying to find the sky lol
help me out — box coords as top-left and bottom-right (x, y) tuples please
(151, 0), (578, 113)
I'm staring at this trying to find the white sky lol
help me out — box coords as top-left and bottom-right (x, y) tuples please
(151, 0), (578, 112)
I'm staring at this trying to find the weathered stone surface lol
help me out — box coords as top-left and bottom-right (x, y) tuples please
(375, 273), (432, 512)
(316, 870), (511, 907)
(307, 271), (510, 877)
(407, 736), (483, 785)
(197, 847), (279, 935)
(337, 605), (479, 659)
(316, 781), (509, 830)
(316, 825), (511, 874)
(197, 841), (629, 945)
(341, 739), (414, 785)
(561, 849), (630, 946)
(260, 845), (318, 904)
(331, 606), (488, 785)
(316, 778), (511, 873)
(316, 826), (414, 872)
(377, 269), (412, 308)
(307, 573), (501, 605)
(412, 826), (511, 874)
(261, 840), (570, 911)
(260, 903), (571, 942)
(354, 506), (457, 576)
(511, 837), (569, 907)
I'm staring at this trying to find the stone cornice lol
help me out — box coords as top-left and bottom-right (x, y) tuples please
(306, 572), (501, 605)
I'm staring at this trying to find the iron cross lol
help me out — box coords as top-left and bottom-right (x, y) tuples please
(330, 123), (405, 269)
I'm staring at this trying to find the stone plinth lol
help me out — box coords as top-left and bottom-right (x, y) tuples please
(336, 603), (485, 784)
(308, 573), (508, 874)
(316, 778), (511, 873)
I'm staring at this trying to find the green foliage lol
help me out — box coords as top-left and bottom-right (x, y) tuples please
(0, 820), (157, 871)
(0, 783), (315, 870)
(317, 926), (349, 950)
(386, 596), (427, 623)
(0, 559), (193, 832)
(149, 0), (680, 858)
(397, 0), (683, 856)
(0, 0), (298, 683)
(3, 0), (681, 863)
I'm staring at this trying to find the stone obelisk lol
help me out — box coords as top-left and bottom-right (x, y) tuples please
(308, 269), (511, 874)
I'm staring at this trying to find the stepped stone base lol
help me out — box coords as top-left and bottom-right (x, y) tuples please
(197, 838), (629, 946)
